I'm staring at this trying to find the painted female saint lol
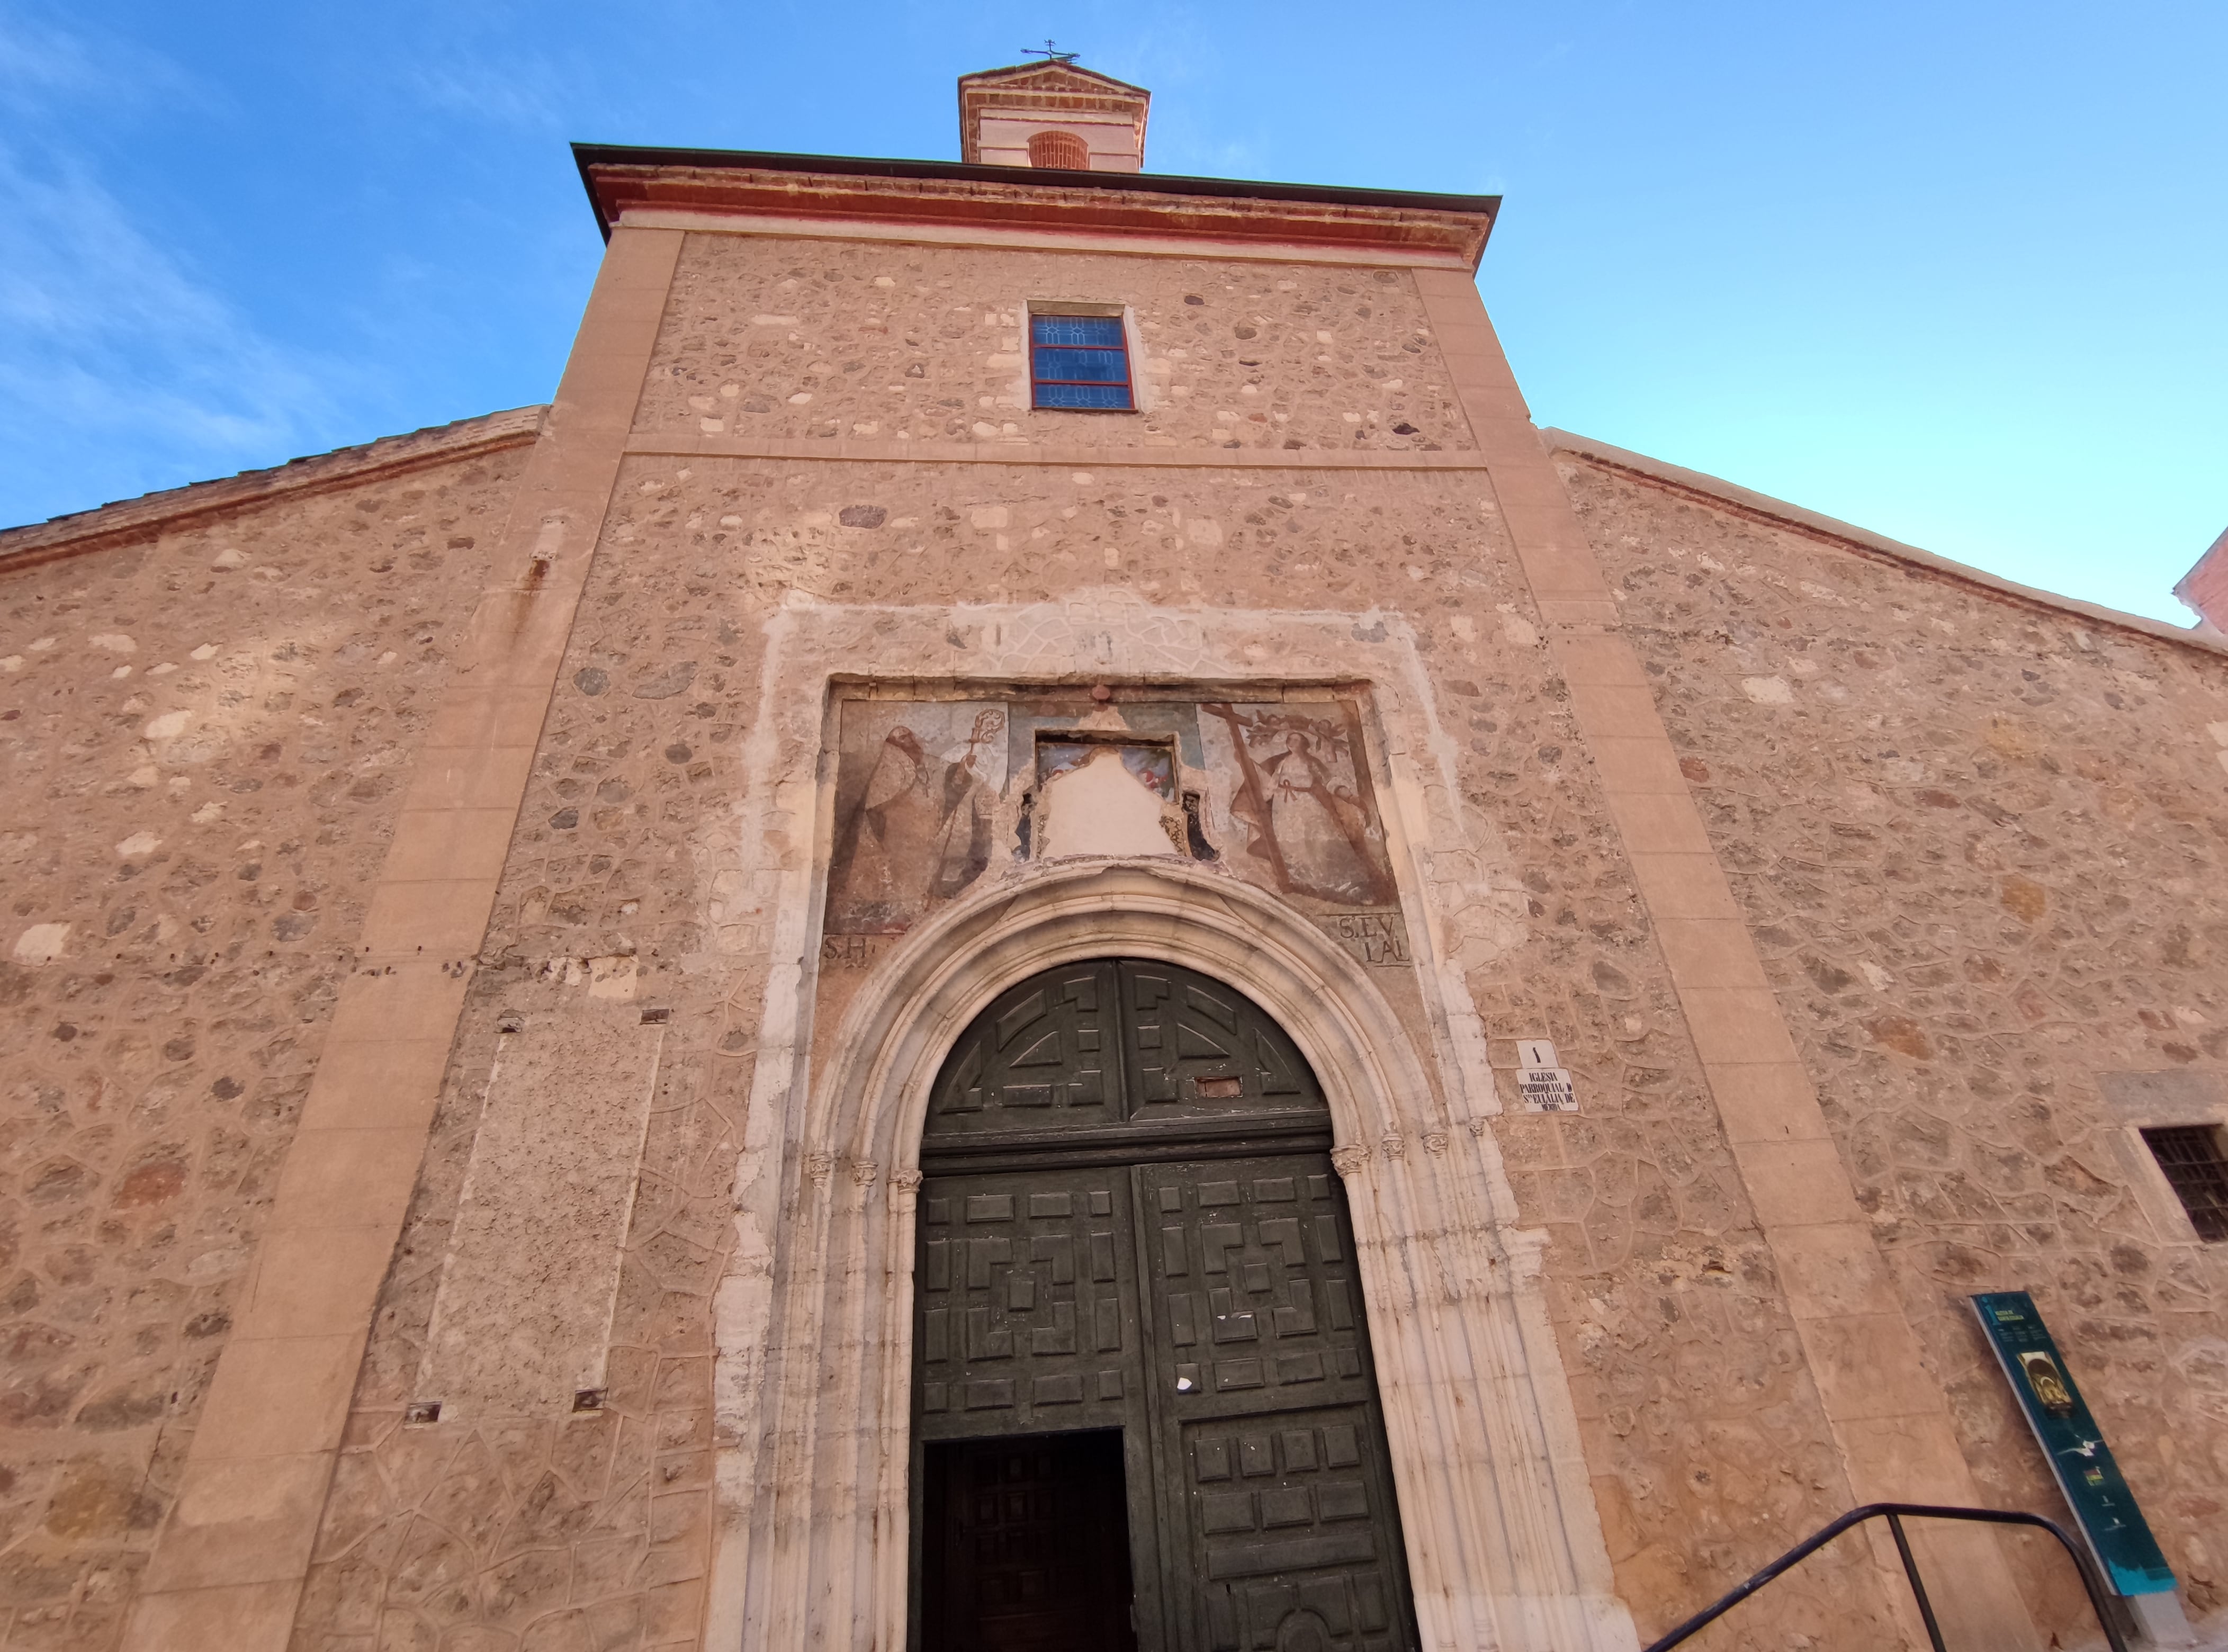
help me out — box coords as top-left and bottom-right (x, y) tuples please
(828, 705), (1007, 933)
(1202, 703), (1394, 907)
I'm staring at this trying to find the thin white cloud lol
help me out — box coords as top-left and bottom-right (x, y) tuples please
(0, 8), (102, 96)
(0, 3), (201, 113)
(0, 143), (341, 517)
(410, 53), (572, 132)
(0, 7), (342, 522)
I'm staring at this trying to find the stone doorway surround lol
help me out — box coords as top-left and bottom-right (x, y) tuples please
(706, 855), (1636, 1652)
(687, 587), (1637, 1650)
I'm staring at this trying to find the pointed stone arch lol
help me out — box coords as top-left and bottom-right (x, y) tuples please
(711, 858), (1635, 1652)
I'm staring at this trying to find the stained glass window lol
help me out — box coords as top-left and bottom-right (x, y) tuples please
(1030, 314), (1133, 411)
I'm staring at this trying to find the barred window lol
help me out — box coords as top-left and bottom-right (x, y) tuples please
(1030, 314), (1134, 411)
(2142, 1125), (2228, 1241)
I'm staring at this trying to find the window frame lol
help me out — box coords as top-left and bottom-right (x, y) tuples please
(2141, 1123), (2228, 1242)
(1027, 301), (1137, 414)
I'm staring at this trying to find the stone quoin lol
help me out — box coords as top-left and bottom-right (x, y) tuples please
(2, 53), (2225, 1652)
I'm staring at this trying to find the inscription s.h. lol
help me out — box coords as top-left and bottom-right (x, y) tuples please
(821, 933), (893, 971)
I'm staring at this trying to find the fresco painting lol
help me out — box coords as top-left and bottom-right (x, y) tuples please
(824, 695), (1397, 936)
(1035, 737), (1184, 859)
(1200, 701), (1395, 907)
(826, 702), (1008, 933)
(1037, 737), (1176, 798)
(1004, 699), (1205, 778)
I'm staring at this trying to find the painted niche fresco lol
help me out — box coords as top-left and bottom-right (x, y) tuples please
(1038, 738), (1176, 796)
(1036, 738), (1182, 859)
(826, 702), (1007, 935)
(1198, 702), (1396, 908)
(822, 693), (1399, 942)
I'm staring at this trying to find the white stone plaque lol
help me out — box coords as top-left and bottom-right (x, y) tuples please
(1516, 1067), (1578, 1112)
(1512, 1038), (1578, 1112)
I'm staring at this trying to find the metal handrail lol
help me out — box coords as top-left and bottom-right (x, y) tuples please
(1639, 1502), (2132, 1652)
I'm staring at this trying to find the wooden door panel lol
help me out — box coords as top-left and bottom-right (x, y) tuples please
(916, 1165), (1140, 1441)
(1121, 964), (1324, 1124)
(1136, 1154), (1416, 1652)
(928, 961), (1126, 1137)
(1136, 1158), (1372, 1417)
(911, 962), (1414, 1652)
(1184, 1407), (1407, 1652)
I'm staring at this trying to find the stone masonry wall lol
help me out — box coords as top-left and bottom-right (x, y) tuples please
(1563, 451), (2228, 1637)
(38, 221), (2211, 1650)
(297, 359), (1894, 1648)
(0, 441), (526, 1648)
(636, 237), (1474, 455)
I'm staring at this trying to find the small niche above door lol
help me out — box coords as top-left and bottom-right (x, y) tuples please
(1037, 735), (1181, 859)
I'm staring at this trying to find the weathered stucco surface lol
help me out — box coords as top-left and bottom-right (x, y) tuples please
(0, 432), (528, 1645)
(1562, 448), (2228, 1631)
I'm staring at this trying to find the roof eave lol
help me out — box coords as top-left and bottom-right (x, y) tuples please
(1544, 428), (2228, 662)
(958, 61), (1154, 97)
(570, 144), (1498, 265)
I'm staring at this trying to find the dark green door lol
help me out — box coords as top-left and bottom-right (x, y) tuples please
(912, 960), (1417, 1652)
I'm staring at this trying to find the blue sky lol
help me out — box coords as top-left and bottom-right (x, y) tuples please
(3, 1), (2222, 624)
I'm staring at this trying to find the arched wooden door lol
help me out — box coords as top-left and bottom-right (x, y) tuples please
(910, 959), (1418, 1652)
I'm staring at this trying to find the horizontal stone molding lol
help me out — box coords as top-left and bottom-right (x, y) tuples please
(581, 154), (1493, 266)
(623, 432), (1493, 469)
(614, 207), (1480, 267)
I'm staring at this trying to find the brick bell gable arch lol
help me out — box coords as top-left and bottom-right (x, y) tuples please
(1027, 129), (1092, 169)
(711, 858), (1636, 1652)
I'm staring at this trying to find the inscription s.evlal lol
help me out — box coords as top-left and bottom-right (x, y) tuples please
(1320, 910), (1411, 967)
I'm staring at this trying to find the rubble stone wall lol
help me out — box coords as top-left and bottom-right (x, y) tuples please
(0, 440), (527, 1647)
(293, 361), (1882, 1645)
(1563, 448), (2228, 1634)
(635, 236), (1475, 455)
(32, 230), (2220, 1651)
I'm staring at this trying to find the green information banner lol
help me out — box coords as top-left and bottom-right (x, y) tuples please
(1971, 1291), (2176, 1597)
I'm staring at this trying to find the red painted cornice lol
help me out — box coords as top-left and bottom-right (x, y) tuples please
(572, 146), (1498, 268)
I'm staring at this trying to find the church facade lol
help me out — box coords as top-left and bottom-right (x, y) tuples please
(2, 60), (2225, 1652)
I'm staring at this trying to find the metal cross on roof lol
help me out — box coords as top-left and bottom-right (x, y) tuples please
(1021, 39), (1080, 64)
